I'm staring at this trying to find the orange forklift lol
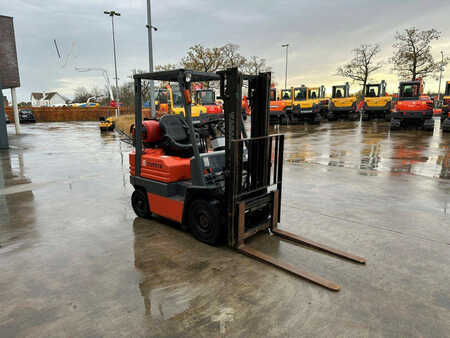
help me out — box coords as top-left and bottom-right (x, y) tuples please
(129, 68), (366, 291)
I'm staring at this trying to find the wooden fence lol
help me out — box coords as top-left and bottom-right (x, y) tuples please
(3, 106), (144, 122)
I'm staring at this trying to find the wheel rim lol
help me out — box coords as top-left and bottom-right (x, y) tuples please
(196, 210), (211, 234)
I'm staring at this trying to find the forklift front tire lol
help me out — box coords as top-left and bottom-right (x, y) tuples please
(131, 189), (151, 218)
(189, 199), (222, 245)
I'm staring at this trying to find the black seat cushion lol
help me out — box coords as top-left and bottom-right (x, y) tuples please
(159, 115), (194, 158)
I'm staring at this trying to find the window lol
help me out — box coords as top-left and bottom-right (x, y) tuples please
(281, 89), (291, 100)
(366, 85), (380, 97)
(270, 89), (276, 101)
(400, 84), (419, 98)
(155, 89), (169, 104)
(308, 89), (319, 99)
(294, 88), (306, 101)
(172, 88), (184, 107)
(197, 90), (215, 105)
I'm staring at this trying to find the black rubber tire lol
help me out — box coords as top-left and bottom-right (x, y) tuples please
(131, 189), (151, 218)
(189, 199), (222, 245)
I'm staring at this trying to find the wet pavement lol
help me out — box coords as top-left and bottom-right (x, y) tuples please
(1, 121), (449, 337)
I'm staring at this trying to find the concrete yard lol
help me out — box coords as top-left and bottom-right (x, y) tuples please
(1, 121), (449, 337)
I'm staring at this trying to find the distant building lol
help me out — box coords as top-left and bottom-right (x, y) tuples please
(31, 91), (69, 107)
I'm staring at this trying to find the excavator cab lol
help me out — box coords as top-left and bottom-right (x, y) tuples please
(328, 82), (359, 121)
(399, 81), (421, 99)
(130, 68), (366, 291)
(361, 81), (392, 121)
(195, 89), (223, 116)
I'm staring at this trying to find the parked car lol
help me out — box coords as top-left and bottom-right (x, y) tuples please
(19, 109), (36, 123)
(4, 113), (10, 124)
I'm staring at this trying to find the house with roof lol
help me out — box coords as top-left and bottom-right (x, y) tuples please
(31, 92), (69, 107)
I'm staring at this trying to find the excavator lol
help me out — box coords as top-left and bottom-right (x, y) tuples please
(442, 81), (450, 132)
(291, 86), (326, 124)
(269, 86), (325, 124)
(154, 85), (207, 118)
(269, 87), (294, 124)
(129, 68), (366, 291)
(360, 80), (392, 121)
(194, 89), (223, 116)
(390, 78), (434, 131)
(307, 86), (329, 120)
(328, 82), (359, 121)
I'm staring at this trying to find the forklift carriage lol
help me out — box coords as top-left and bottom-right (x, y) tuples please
(130, 68), (366, 291)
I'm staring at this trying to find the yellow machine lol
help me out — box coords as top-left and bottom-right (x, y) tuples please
(361, 80), (392, 121)
(328, 82), (359, 121)
(154, 86), (207, 117)
(299, 86), (329, 121)
(99, 116), (115, 131)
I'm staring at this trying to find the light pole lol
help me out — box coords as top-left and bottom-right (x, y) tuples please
(438, 51), (444, 103)
(282, 44), (289, 89)
(104, 10), (121, 117)
(146, 0), (158, 118)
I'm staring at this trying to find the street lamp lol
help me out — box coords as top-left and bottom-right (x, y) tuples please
(104, 10), (121, 117)
(438, 51), (444, 103)
(282, 44), (289, 90)
(146, 0), (158, 118)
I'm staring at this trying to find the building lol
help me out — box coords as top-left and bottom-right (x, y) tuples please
(31, 92), (69, 107)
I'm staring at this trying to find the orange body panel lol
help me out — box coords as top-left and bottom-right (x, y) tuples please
(270, 100), (290, 112)
(148, 193), (184, 222)
(129, 149), (192, 183)
(205, 104), (223, 114)
(394, 98), (433, 112)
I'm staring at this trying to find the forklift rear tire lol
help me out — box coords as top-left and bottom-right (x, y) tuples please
(131, 189), (151, 218)
(189, 199), (222, 245)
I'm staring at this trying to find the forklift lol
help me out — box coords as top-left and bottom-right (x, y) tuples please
(360, 80), (392, 121)
(328, 82), (359, 121)
(129, 68), (366, 291)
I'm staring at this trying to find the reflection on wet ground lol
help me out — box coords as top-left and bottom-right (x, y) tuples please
(271, 119), (450, 179)
(1, 122), (449, 337)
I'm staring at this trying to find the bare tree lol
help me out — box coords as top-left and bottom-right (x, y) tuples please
(155, 63), (178, 71)
(390, 27), (448, 80)
(242, 56), (271, 75)
(221, 43), (247, 69)
(336, 43), (382, 95)
(181, 44), (224, 73)
(73, 87), (92, 103)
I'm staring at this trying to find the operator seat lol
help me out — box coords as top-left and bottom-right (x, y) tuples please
(369, 89), (376, 97)
(311, 92), (317, 98)
(159, 115), (194, 158)
(336, 90), (342, 98)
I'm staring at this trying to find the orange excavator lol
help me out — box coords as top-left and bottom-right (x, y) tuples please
(390, 78), (434, 131)
(194, 89), (223, 115)
(269, 87), (294, 124)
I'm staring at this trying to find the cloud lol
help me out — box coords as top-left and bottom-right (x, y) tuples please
(2, 0), (450, 102)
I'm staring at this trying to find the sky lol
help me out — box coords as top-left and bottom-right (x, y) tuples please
(2, 0), (450, 102)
